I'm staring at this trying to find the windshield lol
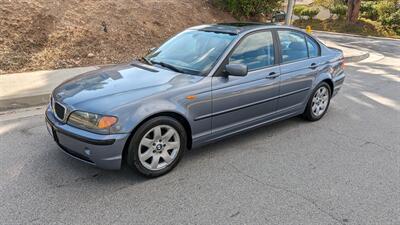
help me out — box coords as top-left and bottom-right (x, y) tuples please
(145, 30), (237, 76)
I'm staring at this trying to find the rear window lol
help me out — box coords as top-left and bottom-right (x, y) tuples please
(306, 36), (320, 58)
(278, 30), (308, 63)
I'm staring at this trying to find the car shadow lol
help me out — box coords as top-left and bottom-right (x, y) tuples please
(184, 116), (307, 162)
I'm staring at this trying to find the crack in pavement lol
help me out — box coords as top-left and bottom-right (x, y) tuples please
(227, 163), (346, 225)
(313, 125), (397, 154)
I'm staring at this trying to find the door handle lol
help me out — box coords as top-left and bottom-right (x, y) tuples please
(266, 72), (279, 79)
(309, 63), (318, 69)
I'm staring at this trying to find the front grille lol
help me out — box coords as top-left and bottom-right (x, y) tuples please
(54, 102), (66, 121)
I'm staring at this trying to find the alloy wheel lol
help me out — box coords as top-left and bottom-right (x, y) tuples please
(311, 86), (329, 117)
(138, 125), (180, 171)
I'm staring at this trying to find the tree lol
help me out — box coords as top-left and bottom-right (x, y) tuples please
(301, 7), (320, 20)
(315, 0), (336, 9)
(330, 4), (347, 19)
(315, 0), (346, 9)
(294, 5), (308, 20)
(347, 0), (362, 23)
(214, 0), (283, 18)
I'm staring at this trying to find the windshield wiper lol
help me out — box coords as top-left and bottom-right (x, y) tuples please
(151, 61), (184, 73)
(140, 56), (153, 65)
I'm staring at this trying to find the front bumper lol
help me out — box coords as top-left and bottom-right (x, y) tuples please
(45, 105), (130, 170)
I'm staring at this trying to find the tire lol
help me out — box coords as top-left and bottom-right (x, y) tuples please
(127, 116), (187, 177)
(303, 82), (331, 121)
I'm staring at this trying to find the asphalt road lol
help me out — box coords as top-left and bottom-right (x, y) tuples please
(1, 33), (399, 225)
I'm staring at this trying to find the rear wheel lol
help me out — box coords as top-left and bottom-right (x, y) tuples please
(127, 116), (187, 177)
(303, 82), (331, 121)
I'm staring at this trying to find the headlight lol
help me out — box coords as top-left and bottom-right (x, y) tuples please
(67, 111), (118, 134)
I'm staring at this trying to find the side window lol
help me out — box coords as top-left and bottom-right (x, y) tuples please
(229, 31), (275, 70)
(306, 36), (320, 58)
(278, 30), (308, 63)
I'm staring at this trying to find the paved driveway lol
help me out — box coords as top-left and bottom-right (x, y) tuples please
(0, 33), (399, 225)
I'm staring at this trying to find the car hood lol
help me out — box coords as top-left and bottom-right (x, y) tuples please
(53, 63), (203, 111)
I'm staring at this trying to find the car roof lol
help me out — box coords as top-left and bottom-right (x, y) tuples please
(189, 22), (295, 35)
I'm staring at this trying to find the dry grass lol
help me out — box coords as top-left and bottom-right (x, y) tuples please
(0, 0), (235, 74)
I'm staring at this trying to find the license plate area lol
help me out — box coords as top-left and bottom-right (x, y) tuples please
(46, 120), (59, 143)
(46, 121), (53, 137)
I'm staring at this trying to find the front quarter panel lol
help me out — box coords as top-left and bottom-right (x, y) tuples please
(109, 77), (213, 141)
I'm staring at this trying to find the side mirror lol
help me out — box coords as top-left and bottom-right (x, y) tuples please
(225, 64), (248, 77)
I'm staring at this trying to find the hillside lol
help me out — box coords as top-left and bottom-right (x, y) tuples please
(0, 0), (234, 74)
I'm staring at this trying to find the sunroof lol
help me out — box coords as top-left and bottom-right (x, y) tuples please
(216, 22), (266, 27)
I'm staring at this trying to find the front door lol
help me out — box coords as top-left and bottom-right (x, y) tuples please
(211, 30), (280, 138)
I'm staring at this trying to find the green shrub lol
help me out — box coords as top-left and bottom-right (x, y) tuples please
(294, 5), (308, 20)
(376, 0), (397, 21)
(329, 4), (347, 19)
(213, 0), (283, 18)
(374, 0), (400, 35)
(300, 7), (320, 20)
(381, 10), (400, 34)
(360, 1), (378, 20)
(315, 0), (346, 9)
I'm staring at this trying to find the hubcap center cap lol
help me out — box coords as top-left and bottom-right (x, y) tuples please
(155, 144), (163, 151)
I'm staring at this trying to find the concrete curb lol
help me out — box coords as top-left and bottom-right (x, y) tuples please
(314, 35), (370, 63)
(313, 30), (400, 42)
(0, 66), (100, 112)
(343, 50), (370, 63)
(0, 94), (50, 112)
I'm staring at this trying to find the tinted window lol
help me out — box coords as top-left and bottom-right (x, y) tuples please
(278, 30), (308, 63)
(306, 36), (319, 58)
(229, 31), (275, 70)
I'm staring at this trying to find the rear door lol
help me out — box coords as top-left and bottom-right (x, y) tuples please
(276, 29), (321, 111)
(211, 30), (280, 137)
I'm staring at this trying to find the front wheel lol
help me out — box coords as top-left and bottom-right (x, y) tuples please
(127, 116), (187, 177)
(303, 82), (331, 121)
